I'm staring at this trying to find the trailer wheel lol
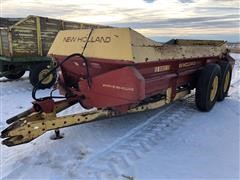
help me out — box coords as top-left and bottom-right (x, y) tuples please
(29, 64), (57, 89)
(217, 61), (232, 101)
(5, 70), (25, 80)
(195, 64), (221, 112)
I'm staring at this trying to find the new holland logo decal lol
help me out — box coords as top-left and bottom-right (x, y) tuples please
(63, 36), (111, 43)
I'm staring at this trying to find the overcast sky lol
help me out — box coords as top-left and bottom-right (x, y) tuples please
(1, 0), (240, 42)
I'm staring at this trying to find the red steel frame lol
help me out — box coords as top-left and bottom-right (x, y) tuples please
(53, 55), (232, 112)
(0, 53), (235, 146)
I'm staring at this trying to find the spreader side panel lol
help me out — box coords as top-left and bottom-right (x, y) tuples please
(79, 66), (145, 109)
(48, 28), (133, 61)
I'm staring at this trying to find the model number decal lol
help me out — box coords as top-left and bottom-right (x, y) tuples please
(102, 84), (134, 92)
(154, 65), (170, 72)
(179, 61), (197, 68)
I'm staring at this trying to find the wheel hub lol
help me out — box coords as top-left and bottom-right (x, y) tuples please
(210, 76), (218, 102)
(39, 69), (53, 84)
(224, 71), (230, 93)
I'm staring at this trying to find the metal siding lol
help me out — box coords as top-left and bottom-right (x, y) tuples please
(40, 17), (61, 56)
(12, 28), (38, 56)
(0, 30), (10, 56)
(11, 16), (38, 56)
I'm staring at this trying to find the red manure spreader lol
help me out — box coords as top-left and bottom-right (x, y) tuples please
(1, 28), (235, 146)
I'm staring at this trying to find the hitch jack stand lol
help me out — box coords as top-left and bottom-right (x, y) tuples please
(50, 129), (64, 140)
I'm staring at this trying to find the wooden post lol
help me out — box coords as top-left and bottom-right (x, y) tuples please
(36, 16), (43, 56)
(61, 20), (65, 30)
(8, 30), (13, 56)
(80, 23), (84, 29)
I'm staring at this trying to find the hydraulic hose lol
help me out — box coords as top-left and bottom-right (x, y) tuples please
(32, 53), (92, 101)
(32, 28), (94, 101)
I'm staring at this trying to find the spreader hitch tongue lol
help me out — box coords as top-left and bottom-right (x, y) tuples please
(1, 88), (190, 147)
(1, 97), (80, 146)
(1, 111), (47, 146)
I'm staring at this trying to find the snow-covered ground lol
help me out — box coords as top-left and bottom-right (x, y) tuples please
(0, 53), (239, 180)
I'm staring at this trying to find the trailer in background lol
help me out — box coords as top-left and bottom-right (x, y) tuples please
(0, 15), (109, 88)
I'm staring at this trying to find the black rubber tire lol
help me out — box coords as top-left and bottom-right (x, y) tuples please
(195, 64), (221, 112)
(5, 70), (25, 80)
(29, 63), (57, 89)
(217, 61), (232, 101)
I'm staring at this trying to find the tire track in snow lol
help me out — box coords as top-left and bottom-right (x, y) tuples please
(2, 94), (195, 180)
(75, 79), (240, 179)
(65, 95), (197, 179)
(68, 77), (240, 179)
(1, 148), (33, 178)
